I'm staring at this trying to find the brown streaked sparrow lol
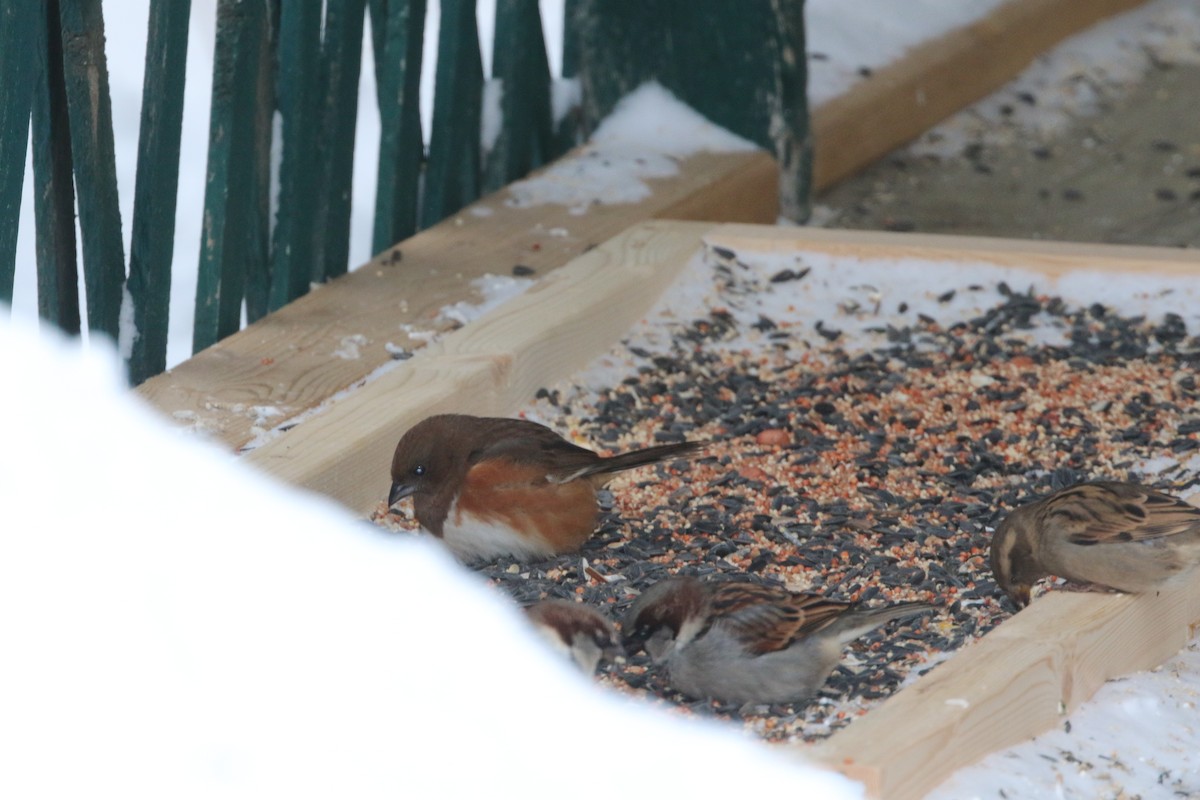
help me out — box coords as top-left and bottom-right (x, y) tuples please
(621, 576), (933, 705)
(990, 480), (1200, 608)
(525, 599), (622, 673)
(387, 414), (704, 562)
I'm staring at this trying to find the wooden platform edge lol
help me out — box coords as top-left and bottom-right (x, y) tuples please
(706, 223), (1200, 274)
(808, 585), (1200, 799)
(812, 0), (1152, 189)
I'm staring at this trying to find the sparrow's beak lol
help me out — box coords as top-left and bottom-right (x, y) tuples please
(388, 481), (416, 508)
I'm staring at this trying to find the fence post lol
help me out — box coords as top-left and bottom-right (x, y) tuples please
(194, 0), (273, 352)
(314, 0), (367, 282)
(372, 0), (427, 254)
(483, 0), (553, 194)
(57, 0), (126, 343)
(126, 0), (192, 384)
(770, 0), (810, 223)
(0, 0), (37, 304)
(269, 0), (322, 310)
(31, 0), (81, 334)
(574, 0), (811, 222)
(420, 0), (482, 229)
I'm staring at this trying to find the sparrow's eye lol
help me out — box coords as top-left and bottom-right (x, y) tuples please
(413, 464), (426, 477)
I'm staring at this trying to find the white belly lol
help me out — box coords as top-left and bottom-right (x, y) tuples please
(435, 501), (554, 562)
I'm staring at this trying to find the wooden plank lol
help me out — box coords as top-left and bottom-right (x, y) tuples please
(809, 585), (1200, 799)
(243, 220), (715, 513)
(126, 0), (192, 385)
(137, 149), (778, 449)
(705, 223), (1200, 276)
(812, 0), (1152, 189)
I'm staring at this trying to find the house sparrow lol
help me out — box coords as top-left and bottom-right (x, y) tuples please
(621, 576), (933, 705)
(990, 480), (1200, 608)
(525, 599), (622, 673)
(387, 414), (703, 562)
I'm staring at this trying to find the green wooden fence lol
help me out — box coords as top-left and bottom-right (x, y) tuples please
(0, 0), (808, 385)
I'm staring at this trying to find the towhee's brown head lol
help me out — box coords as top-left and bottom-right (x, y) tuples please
(387, 414), (703, 562)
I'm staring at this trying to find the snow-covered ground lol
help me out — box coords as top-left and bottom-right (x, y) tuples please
(6, 1), (1200, 796)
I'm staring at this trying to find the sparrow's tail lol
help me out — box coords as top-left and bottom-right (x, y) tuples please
(557, 440), (705, 483)
(832, 601), (935, 645)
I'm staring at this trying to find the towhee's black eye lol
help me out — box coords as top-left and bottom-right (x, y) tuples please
(413, 464), (426, 477)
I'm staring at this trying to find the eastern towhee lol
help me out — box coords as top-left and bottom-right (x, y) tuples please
(387, 414), (703, 562)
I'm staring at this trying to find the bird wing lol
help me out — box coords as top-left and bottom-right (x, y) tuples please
(469, 417), (601, 477)
(1049, 482), (1200, 545)
(709, 582), (851, 656)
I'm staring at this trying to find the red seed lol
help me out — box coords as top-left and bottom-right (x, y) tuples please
(756, 428), (790, 446)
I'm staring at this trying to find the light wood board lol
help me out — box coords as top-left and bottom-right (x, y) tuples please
(808, 584), (1200, 799)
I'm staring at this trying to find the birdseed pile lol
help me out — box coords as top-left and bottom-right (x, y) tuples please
(375, 242), (1200, 743)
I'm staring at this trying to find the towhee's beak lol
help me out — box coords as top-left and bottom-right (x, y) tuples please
(388, 481), (416, 508)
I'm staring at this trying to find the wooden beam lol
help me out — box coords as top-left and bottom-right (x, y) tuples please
(706, 223), (1200, 276)
(809, 585), (1200, 799)
(136, 151), (777, 450)
(811, 0), (1151, 189)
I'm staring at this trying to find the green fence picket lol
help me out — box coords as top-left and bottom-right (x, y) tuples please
(57, 0), (126, 343)
(770, 0), (811, 222)
(421, 0), (482, 229)
(0, 0), (37, 303)
(126, 0), (191, 384)
(31, 0), (80, 334)
(315, 0), (367, 282)
(269, 1), (322, 310)
(372, 0), (426, 254)
(194, 0), (272, 352)
(483, 0), (553, 194)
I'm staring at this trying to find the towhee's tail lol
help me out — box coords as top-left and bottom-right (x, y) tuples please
(557, 440), (705, 483)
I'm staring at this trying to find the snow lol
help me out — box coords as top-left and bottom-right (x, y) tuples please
(804, 0), (1010, 107)
(6, 0), (1200, 793)
(0, 316), (860, 799)
(929, 640), (1200, 799)
(504, 81), (758, 213)
(904, 0), (1200, 157)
